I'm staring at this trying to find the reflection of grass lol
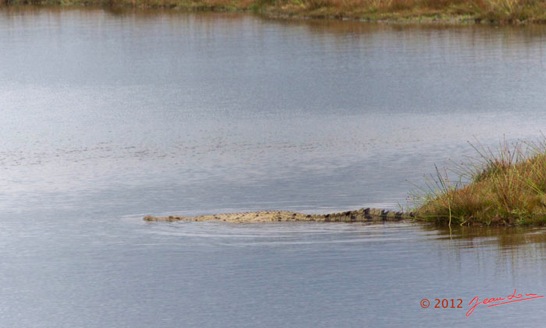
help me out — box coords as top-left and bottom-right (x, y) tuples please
(421, 224), (546, 248)
(413, 139), (546, 227)
(4, 0), (546, 24)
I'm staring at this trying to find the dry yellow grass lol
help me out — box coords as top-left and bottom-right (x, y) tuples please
(414, 140), (546, 226)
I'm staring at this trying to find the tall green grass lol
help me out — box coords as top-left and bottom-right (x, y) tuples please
(413, 139), (546, 227)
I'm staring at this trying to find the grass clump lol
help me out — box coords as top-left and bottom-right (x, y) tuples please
(413, 139), (546, 227)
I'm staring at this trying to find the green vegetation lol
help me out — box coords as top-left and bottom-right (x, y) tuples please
(3, 0), (546, 24)
(413, 139), (546, 227)
(261, 0), (546, 24)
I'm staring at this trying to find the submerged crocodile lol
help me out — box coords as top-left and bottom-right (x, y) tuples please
(143, 208), (414, 223)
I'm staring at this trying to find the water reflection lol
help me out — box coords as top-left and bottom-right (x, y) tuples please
(1, 8), (546, 215)
(425, 223), (546, 249)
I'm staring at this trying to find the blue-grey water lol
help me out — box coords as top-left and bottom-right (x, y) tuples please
(1, 8), (546, 327)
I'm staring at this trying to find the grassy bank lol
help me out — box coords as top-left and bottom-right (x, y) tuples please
(3, 0), (546, 24)
(413, 139), (546, 227)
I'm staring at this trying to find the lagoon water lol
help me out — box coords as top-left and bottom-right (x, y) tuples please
(1, 8), (546, 327)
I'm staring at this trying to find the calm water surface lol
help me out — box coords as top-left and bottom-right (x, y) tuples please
(1, 8), (546, 327)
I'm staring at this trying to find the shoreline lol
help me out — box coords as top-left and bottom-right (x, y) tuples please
(2, 1), (546, 25)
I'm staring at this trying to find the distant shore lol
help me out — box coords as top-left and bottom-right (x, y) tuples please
(3, 0), (546, 24)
